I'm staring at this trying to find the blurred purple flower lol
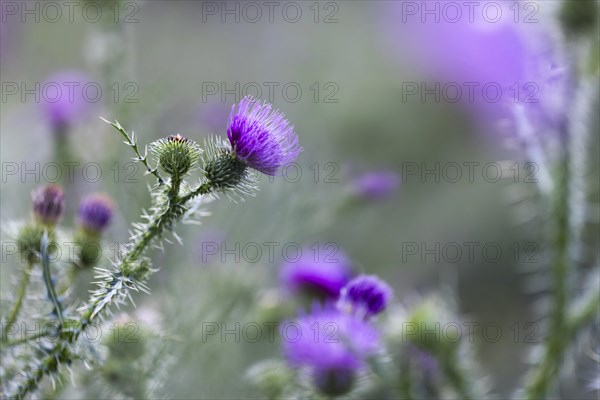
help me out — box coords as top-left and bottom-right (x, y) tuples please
(352, 170), (400, 200)
(282, 306), (379, 396)
(41, 71), (95, 133)
(280, 247), (353, 300)
(384, 1), (566, 131)
(227, 96), (301, 175)
(338, 275), (393, 318)
(77, 194), (115, 234)
(32, 185), (65, 225)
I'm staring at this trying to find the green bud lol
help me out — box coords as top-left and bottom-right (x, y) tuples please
(16, 224), (57, 263)
(74, 229), (102, 268)
(152, 134), (201, 178)
(405, 298), (458, 357)
(204, 150), (248, 189)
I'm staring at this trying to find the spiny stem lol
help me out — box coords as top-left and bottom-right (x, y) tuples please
(567, 283), (600, 336)
(0, 331), (54, 350)
(2, 260), (34, 342)
(12, 181), (214, 399)
(525, 136), (571, 399)
(41, 233), (64, 325)
(179, 182), (212, 204)
(100, 117), (164, 185)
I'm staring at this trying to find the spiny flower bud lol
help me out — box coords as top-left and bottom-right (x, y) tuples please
(77, 194), (115, 235)
(17, 224), (57, 263)
(32, 185), (65, 225)
(203, 150), (248, 189)
(151, 133), (201, 178)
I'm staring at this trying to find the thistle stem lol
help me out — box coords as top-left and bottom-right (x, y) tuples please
(0, 331), (53, 350)
(525, 137), (571, 399)
(41, 233), (64, 325)
(12, 181), (214, 399)
(567, 283), (600, 336)
(2, 260), (34, 342)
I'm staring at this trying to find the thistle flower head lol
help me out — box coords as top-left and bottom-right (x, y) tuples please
(227, 96), (301, 175)
(32, 184), (65, 225)
(77, 193), (115, 235)
(282, 306), (379, 396)
(337, 275), (393, 318)
(151, 134), (201, 178)
(280, 248), (353, 300)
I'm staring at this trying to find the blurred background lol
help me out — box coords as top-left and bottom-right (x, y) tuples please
(1, 0), (599, 398)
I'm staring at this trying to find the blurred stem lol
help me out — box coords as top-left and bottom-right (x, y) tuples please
(525, 137), (571, 399)
(567, 283), (600, 335)
(398, 356), (414, 400)
(53, 127), (77, 205)
(2, 260), (34, 342)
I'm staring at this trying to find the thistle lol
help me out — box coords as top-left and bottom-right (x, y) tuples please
(226, 96), (302, 175)
(2, 98), (301, 399)
(201, 96), (302, 193)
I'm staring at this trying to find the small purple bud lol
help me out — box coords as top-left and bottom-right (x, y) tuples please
(78, 194), (115, 234)
(338, 275), (393, 318)
(32, 185), (65, 225)
(227, 96), (302, 175)
(351, 170), (399, 200)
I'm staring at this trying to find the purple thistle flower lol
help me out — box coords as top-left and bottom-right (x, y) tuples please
(32, 185), (65, 225)
(280, 247), (353, 300)
(338, 275), (393, 318)
(282, 306), (379, 396)
(352, 170), (400, 200)
(227, 96), (301, 175)
(41, 71), (94, 133)
(77, 194), (115, 234)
